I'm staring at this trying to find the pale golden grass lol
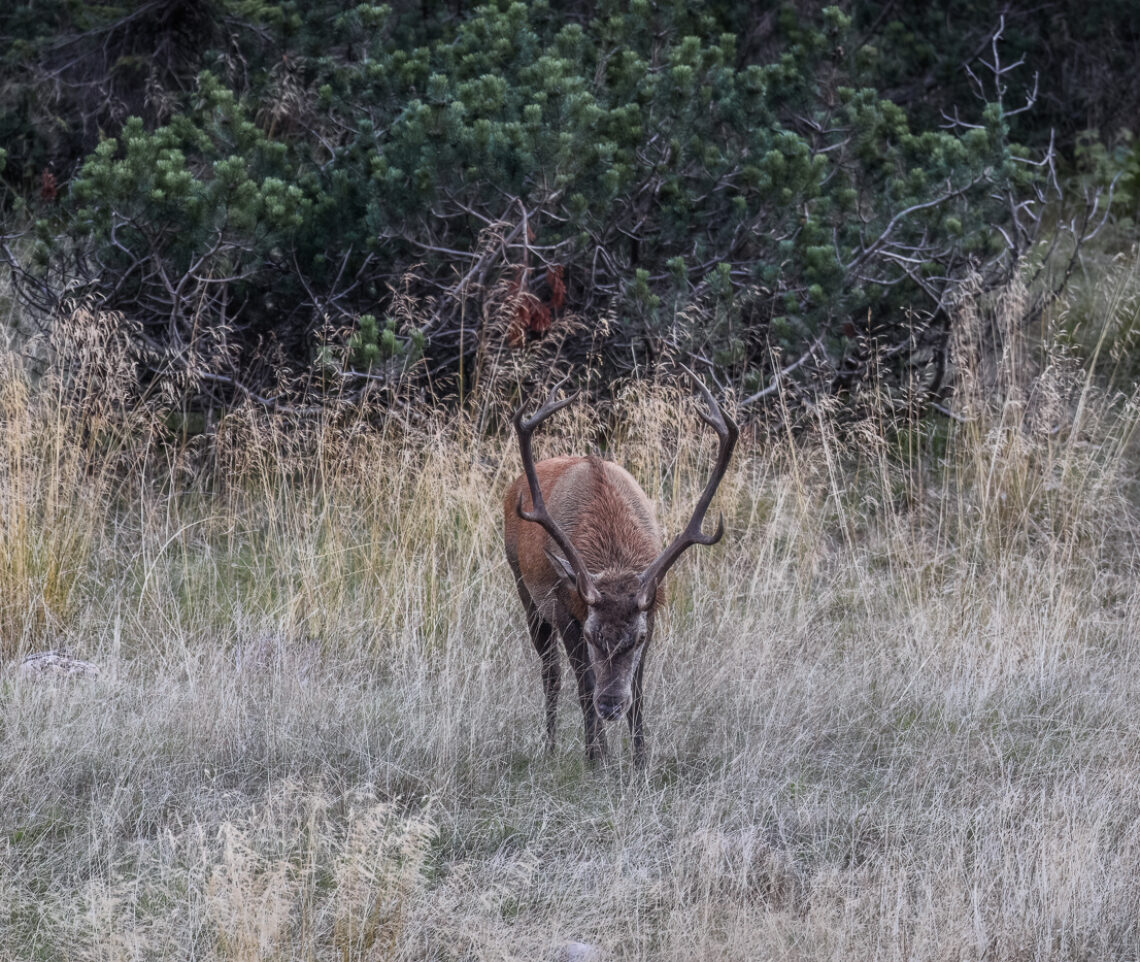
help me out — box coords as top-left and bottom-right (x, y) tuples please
(2, 271), (1140, 960)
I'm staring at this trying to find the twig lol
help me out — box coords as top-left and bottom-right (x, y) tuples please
(739, 336), (825, 407)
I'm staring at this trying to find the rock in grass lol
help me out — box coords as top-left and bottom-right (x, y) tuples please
(18, 650), (101, 679)
(557, 942), (603, 962)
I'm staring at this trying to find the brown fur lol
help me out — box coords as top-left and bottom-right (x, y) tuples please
(504, 456), (663, 624)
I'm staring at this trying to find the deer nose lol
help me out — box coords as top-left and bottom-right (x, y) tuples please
(595, 695), (626, 721)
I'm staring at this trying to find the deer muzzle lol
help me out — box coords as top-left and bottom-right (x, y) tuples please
(594, 691), (630, 721)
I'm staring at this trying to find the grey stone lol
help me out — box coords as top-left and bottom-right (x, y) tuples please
(18, 650), (101, 679)
(557, 942), (603, 962)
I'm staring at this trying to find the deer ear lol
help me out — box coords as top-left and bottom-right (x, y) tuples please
(545, 549), (600, 606)
(636, 580), (657, 612)
(545, 548), (577, 585)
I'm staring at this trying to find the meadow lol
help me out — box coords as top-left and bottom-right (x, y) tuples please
(3, 264), (1140, 960)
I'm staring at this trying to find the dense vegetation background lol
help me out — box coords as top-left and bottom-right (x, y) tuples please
(3, 0), (1139, 416)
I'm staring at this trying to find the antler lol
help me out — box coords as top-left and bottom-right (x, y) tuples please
(637, 368), (738, 610)
(513, 377), (601, 607)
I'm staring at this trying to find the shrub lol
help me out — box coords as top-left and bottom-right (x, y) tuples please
(0, 1), (1114, 414)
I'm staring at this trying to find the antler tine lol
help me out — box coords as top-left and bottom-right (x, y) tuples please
(681, 364), (731, 435)
(636, 367), (738, 610)
(513, 377), (601, 606)
(514, 374), (577, 434)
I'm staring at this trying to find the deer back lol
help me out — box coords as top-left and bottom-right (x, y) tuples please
(504, 455), (663, 622)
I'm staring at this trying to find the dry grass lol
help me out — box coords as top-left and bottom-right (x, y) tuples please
(3, 271), (1140, 961)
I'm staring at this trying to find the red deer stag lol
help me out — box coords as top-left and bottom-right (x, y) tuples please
(503, 373), (737, 763)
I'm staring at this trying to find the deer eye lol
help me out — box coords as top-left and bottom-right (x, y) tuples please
(588, 632), (618, 655)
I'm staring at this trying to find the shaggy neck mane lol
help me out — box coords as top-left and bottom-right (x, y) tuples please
(569, 457), (660, 574)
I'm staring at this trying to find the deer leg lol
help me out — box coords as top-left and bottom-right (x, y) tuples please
(627, 655), (648, 766)
(627, 616), (652, 766)
(531, 614), (560, 753)
(512, 572), (561, 751)
(562, 616), (607, 763)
